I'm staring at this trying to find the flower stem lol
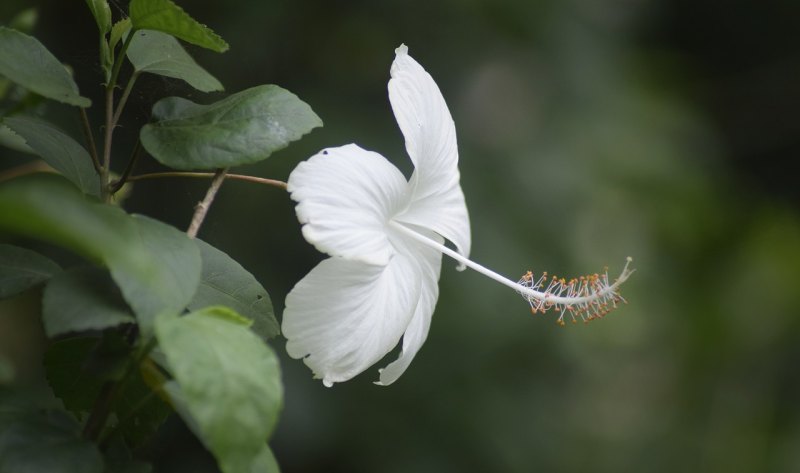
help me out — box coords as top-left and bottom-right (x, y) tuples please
(389, 221), (633, 306)
(187, 168), (228, 239)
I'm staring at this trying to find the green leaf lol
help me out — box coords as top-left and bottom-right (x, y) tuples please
(129, 0), (228, 53)
(44, 334), (130, 413)
(249, 445), (281, 473)
(0, 243), (61, 299)
(0, 174), (201, 332)
(0, 123), (34, 153)
(0, 27), (91, 107)
(128, 214), (201, 330)
(110, 18), (132, 52)
(0, 409), (103, 473)
(141, 85), (322, 170)
(3, 116), (101, 197)
(155, 307), (282, 473)
(188, 239), (278, 339)
(9, 8), (38, 34)
(42, 267), (134, 337)
(85, 0), (112, 35)
(127, 30), (223, 92)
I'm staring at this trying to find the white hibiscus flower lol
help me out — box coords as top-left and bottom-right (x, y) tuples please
(283, 45), (633, 387)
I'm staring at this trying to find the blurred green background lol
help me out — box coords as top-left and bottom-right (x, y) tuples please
(2, 0), (800, 472)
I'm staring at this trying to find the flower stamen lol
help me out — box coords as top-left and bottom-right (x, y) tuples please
(390, 220), (634, 325)
(517, 258), (634, 325)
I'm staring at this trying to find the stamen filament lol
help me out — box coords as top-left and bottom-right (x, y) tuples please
(390, 221), (634, 320)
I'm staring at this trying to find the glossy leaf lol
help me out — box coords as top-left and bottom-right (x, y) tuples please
(85, 0), (112, 35)
(188, 239), (278, 339)
(0, 27), (91, 107)
(0, 409), (103, 473)
(155, 307), (282, 473)
(141, 85), (322, 170)
(0, 243), (60, 299)
(127, 30), (223, 92)
(0, 174), (201, 333)
(42, 267), (134, 337)
(3, 116), (101, 196)
(129, 0), (228, 53)
(44, 334), (130, 413)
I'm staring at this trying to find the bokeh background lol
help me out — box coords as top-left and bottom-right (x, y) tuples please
(2, 0), (800, 472)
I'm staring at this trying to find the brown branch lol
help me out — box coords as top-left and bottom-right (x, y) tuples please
(127, 171), (288, 190)
(186, 168), (228, 239)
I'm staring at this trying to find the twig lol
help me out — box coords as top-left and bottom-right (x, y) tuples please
(78, 108), (102, 173)
(127, 171), (288, 190)
(111, 140), (142, 193)
(186, 168), (228, 239)
(112, 72), (139, 126)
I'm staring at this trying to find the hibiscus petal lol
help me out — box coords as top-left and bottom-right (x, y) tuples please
(388, 45), (471, 263)
(282, 248), (422, 386)
(287, 144), (410, 266)
(376, 229), (442, 385)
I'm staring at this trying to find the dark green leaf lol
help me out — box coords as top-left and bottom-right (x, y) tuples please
(0, 243), (60, 299)
(0, 27), (91, 107)
(155, 307), (282, 473)
(103, 439), (153, 473)
(141, 85), (322, 170)
(129, 0), (228, 53)
(127, 30), (223, 92)
(84, 0), (112, 35)
(44, 334), (130, 413)
(42, 267), (134, 337)
(0, 174), (201, 333)
(0, 409), (103, 473)
(3, 116), (101, 196)
(189, 239), (278, 339)
(113, 362), (171, 448)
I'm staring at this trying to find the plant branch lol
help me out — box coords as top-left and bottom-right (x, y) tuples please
(78, 108), (102, 173)
(111, 140), (142, 194)
(112, 72), (139, 126)
(127, 171), (288, 190)
(187, 168), (228, 239)
(107, 32), (134, 93)
(100, 86), (114, 201)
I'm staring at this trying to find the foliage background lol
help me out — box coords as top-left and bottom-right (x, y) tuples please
(1, 0), (799, 472)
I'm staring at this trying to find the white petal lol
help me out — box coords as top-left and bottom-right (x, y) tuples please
(282, 248), (422, 386)
(388, 45), (471, 263)
(376, 229), (442, 385)
(287, 144), (409, 266)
